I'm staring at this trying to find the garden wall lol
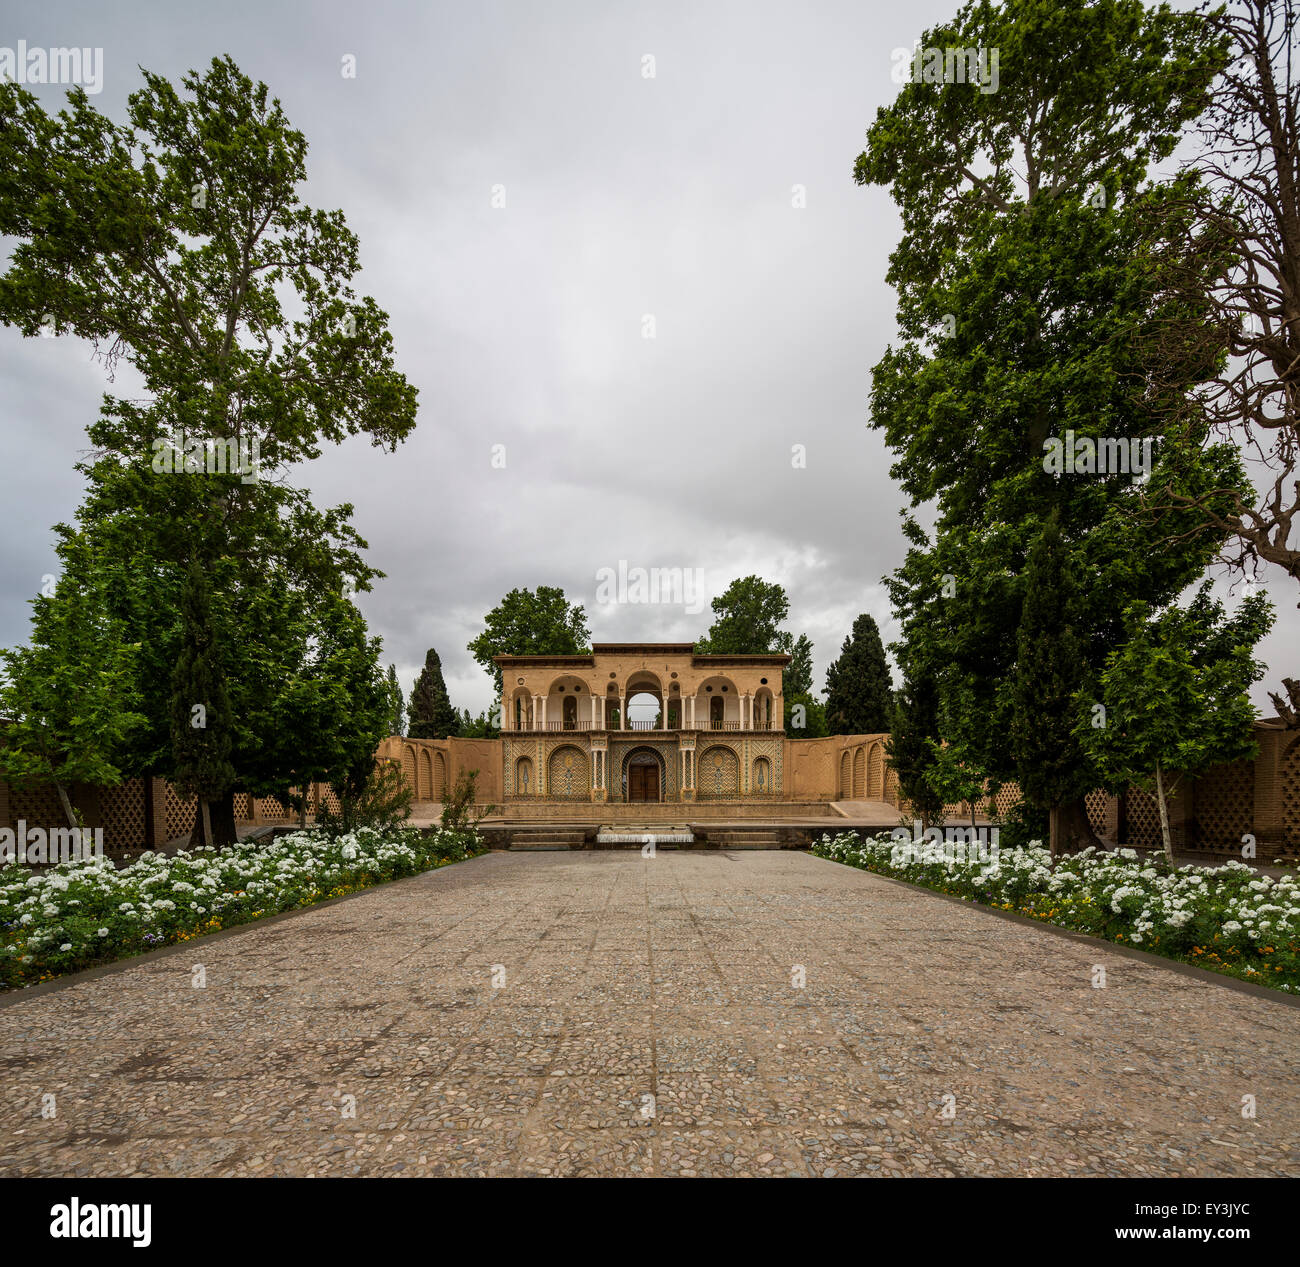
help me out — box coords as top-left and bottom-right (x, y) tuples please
(375, 735), (503, 805)
(4, 722), (1295, 859)
(0, 775), (341, 852)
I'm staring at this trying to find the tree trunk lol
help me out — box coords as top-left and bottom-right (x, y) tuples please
(1050, 797), (1101, 856)
(1154, 763), (1175, 866)
(210, 790), (238, 847)
(54, 782), (79, 830)
(1048, 805), (1060, 860)
(191, 792), (238, 849)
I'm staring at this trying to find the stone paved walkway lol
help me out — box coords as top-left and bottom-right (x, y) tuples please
(2, 851), (1298, 1177)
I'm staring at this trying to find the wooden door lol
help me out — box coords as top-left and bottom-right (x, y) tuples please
(629, 763), (660, 802)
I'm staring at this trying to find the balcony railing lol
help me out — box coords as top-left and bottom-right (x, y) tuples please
(506, 718), (778, 733)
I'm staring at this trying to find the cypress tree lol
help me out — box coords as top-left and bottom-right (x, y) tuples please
(169, 563), (235, 846)
(1009, 509), (1093, 856)
(885, 672), (945, 827)
(824, 614), (892, 735)
(408, 648), (460, 739)
(386, 664), (404, 736)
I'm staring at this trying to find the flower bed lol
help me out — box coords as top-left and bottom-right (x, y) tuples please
(0, 826), (486, 991)
(812, 831), (1300, 994)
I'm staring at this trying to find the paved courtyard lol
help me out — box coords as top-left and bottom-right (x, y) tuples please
(2, 851), (1298, 1177)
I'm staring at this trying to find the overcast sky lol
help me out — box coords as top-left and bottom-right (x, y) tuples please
(1, 0), (1293, 718)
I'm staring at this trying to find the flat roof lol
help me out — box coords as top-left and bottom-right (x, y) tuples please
(493, 643), (790, 666)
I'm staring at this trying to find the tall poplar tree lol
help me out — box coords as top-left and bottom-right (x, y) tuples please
(0, 58), (418, 843)
(858, 0), (1250, 848)
(387, 665), (404, 737)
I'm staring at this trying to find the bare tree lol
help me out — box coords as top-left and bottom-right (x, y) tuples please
(1143, 0), (1299, 713)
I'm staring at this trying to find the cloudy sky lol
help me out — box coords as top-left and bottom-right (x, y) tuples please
(1, 0), (1293, 718)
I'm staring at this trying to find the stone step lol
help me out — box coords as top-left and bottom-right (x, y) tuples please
(508, 828), (587, 851)
(707, 831), (783, 850)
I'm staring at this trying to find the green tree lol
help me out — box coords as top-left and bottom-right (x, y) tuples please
(1076, 586), (1272, 861)
(696, 576), (789, 654)
(824, 614), (893, 735)
(781, 633), (813, 698)
(169, 564), (235, 846)
(0, 57), (417, 843)
(924, 740), (990, 837)
(386, 665), (404, 737)
(859, 0), (1247, 844)
(245, 592), (392, 827)
(1009, 510), (1093, 856)
(409, 648), (460, 740)
(0, 544), (146, 829)
(456, 707), (501, 739)
(886, 672), (946, 828)
(468, 587), (591, 693)
(785, 693), (829, 738)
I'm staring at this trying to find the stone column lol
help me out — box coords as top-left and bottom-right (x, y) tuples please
(619, 696), (626, 730)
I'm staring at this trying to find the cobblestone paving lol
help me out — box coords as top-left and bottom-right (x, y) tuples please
(2, 851), (1298, 1177)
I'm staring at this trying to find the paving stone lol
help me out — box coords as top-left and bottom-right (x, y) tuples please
(1, 851), (1297, 1176)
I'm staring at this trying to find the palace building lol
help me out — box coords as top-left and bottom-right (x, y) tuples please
(497, 643), (789, 803)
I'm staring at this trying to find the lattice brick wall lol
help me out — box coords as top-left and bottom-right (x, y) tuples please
(1125, 787), (1162, 848)
(991, 783), (1020, 818)
(100, 780), (146, 850)
(1086, 789), (1110, 837)
(1193, 761), (1254, 851)
(162, 783), (196, 841)
(1283, 739), (1300, 849)
(7, 782), (66, 828)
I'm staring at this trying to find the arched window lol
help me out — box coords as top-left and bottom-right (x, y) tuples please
(627, 691), (661, 731)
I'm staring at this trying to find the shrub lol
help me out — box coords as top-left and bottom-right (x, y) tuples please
(1, 825), (485, 991)
(813, 830), (1300, 993)
(440, 769), (496, 838)
(316, 757), (412, 837)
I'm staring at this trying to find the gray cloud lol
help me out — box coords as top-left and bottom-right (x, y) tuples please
(0, 0), (1292, 718)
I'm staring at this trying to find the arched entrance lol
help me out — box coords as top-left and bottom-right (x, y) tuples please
(622, 747), (665, 803)
(627, 690), (662, 731)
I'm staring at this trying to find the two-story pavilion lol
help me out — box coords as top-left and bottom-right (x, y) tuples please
(496, 643), (789, 803)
